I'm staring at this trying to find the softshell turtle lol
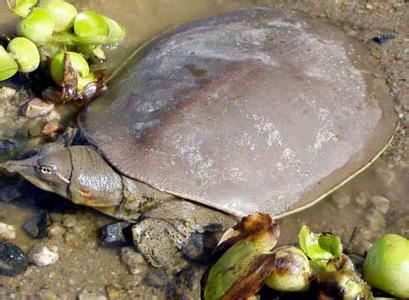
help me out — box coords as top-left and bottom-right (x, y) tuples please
(3, 7), (397, 267)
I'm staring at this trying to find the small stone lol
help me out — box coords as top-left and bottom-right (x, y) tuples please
(332, 190), (351, 209)
(105, 285), (126, 300)
(22, 98), (55, 119)
(372, 33), (396, 44)
(367, 209), (385, 230)
(182, 233), (214, 264)
(47, 223), (66, 239)
(29, 245), (59, 267)
(371, 195), (390, 214)
(62, 215), (77, 228)
(0, 241), (28, 276)
(77, 288), (107, 300)
(365, 4), (373, 9)
(120, 247), (148, 275)
(0, 87), (17, 100)
(100, 222), (132, 246)
(0, 222), (16, 240)
(64, 232), (80, 248)
(355, 192), (368, 207)
(22, 211), (50, 238)
(41, 122), (62, 137)
(0, 140), (16, 156)
(144, 268), (172, 287)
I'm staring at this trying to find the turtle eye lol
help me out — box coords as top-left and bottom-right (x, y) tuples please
(38, 165), (54, 175)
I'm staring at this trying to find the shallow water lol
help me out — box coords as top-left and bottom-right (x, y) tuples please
(0, 0), (408, 298)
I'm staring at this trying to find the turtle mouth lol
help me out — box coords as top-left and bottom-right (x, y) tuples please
(1, 156), (37, 174)
(0, 156), (56, 194)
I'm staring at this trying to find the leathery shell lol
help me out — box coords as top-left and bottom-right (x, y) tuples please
(79, 7), (397, 217)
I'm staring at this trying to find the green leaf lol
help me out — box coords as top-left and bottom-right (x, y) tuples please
(0, 46), (18, 81)
(298, 225), (342, 261)
(7, 0), (37, 17)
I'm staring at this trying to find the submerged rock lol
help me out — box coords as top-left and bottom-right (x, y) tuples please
(0, 241), (28, 276)
(120, 247), (148, 275)
(28, 245), (59, 267)
(77, 288), (107, 300)
(0, 222), (16, 240)
(22, 98), (55, 119)
(0, 140), (16, 157)
(22, 211), (50, 238)
(100, 222), (132, 246)
(372, 33), (396, 44)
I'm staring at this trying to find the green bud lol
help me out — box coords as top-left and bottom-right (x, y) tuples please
(104, 16), (125, 44)
(18, 7), (55, 43)
(7, 37), (40, 73)
(203, 214), (279, 300)
(265, 246), (311, 292)
(0, 46), (18, 81)
(317, 269), (373, 300)
(77, 72), (96, 90)
(40, 0), (78, 32)
(74, 11), (109, 38)
(363, 234), (409, 298)
(50, 51), (89, 85)
(298, 225), (342, 261)
(7, 0), (38, 17)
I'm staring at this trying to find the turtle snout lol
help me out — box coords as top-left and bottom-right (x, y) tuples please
(1, 156), (38, 176)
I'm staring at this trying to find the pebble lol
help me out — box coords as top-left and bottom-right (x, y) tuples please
(100, 222), (132, 246)
(77, 289), (108, 300)
(62, 215), (77, 228)
(182, 233), (212, 264)
(0, 139), (16, 156)
(29, 245), (59, 267)
(47, 223), (66, 239)
(22, 211), (50, 238)
(371, 195), (390, 214)
(120, 247), (148, 275)
(105, 285), (126, 300)
(0, 222), (16, 240)
(0, 241), (28, 276)
(354, 192), (368, 207)
(144, 268), (172, 287)
(22, 98), (54, 119)
(41, 122), (62, 138)
(372, 33), (396, 44)
(0, 87), (17, 100)
(332, 190), (351, 209)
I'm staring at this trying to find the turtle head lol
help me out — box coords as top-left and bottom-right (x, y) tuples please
(2, 144), (72, 199)
(2, 144), (123, 209)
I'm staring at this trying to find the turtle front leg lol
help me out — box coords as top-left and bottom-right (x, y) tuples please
(132, 200), (236, 268)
